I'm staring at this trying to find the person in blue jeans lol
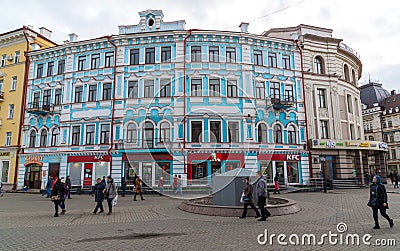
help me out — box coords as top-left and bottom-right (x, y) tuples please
(44, 176), (52, 198)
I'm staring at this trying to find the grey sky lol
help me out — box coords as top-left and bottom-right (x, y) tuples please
(1, 0), (398, 91)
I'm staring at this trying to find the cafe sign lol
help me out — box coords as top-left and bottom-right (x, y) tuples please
(311, 139), (387, 151)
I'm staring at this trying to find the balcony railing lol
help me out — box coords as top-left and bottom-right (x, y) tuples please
(271, 95), (295, 109)
(26, 101), (54, 115)
(0, 91), (4, 101)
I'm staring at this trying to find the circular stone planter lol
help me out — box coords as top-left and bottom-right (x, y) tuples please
(179, 196), (300, 217)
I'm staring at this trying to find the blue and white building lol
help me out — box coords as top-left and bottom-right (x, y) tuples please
(19, 10), (309, 190)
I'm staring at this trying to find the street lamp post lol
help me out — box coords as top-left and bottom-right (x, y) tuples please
(320, 156), (327, 193)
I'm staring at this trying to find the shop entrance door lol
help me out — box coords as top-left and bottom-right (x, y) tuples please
(24, 164), (42, 189)
(49, 163), (60, 178)
(83, 163), (93, 187)
(142, 162), (153, 187)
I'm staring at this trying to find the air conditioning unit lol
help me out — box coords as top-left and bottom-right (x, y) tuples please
(7, 55), (13, 61)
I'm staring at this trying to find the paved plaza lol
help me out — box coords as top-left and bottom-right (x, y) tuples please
(0, 187), (399, 251)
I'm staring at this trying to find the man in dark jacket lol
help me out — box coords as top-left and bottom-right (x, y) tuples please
(51, 178), (67, 217)
(368, 175), (394, 229)
(255, 171), (271, 221)
(66, 176), (72, 199)
(89, 178), (106, 214)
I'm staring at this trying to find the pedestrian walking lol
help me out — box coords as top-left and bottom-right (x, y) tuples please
(60, 178), (68, 212)
(133, 175), (145, 201)
(89, 178), (106, 214)
(101, 176), (106, 187)
(173, 175), (178, 194)
(367, 175), (394, 229)
(66, 176), (72, 199)
(121, 177), (127, 197)
(255, 171), (271, 221)
(44, 176), (52, 198)
(51, 176), (58, 191)
(239, 177), (261, 219)
(393, 173), (399, 189)
(174, 175), (183, 196)
(50, 177), (67, 217)
(158, 177), (164, 193)
(104, 176), (118, 215)
(365, 172), (370, 186)
(388, 172), (394, 185)
(273, 174), (280, 194)
(0, 180), (3, 197)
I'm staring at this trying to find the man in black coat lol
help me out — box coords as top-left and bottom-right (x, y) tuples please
(89, 178), (106, 214)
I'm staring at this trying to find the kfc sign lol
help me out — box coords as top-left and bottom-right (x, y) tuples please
(286, 154), (300, 161)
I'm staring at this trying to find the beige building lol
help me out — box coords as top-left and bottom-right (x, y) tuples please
(265, 25), (387, 184)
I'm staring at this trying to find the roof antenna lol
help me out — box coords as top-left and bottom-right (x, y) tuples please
(368, 73), (371, 83)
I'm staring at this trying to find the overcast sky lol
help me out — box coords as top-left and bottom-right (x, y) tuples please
(1, 0), (398, 91)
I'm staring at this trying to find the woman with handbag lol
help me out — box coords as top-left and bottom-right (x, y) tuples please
(50, 178), (67, 217)
(133, 175), (145, 201)
(105, 176), (118, 215)
(368, 175), (394, 229)
(239, 177), (261, 219)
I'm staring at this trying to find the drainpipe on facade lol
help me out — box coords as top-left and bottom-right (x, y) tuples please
(13, 26), (31, 190)
(294, 39), (313, 180)
(107, 36), (118, 178)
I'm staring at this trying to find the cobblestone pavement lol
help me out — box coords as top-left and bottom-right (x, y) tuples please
(0, 187), (399, 251)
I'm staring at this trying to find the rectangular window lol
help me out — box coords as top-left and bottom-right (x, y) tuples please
(228, 122), (239, 142)
(160, 79), (171, 97)
(388, 119), (393, 127)
(100, 124), (110, 144)
(10, 76), (17, 91)
(226, 47), (236, 63)
(128, 81), (138, 98)
(8, 104), (14, 119)
(256, 82), (265, 99)
(5, 132), (11, 146)
(105, 52), (114, 67)
(391, 149), (396, 159)
(72, 126), (81, 145)
(268, 52), (277, 68)
(14, 51), (20, 64)
(347, 94), (353, 113)
(145, 47), (155, 64)
(37, 64), (43, 78)
(282, 55), (291, 69)
(209, 46), (219, 62)
(88, 85), (97, 102)
(46, 61), (54, 76)
(33, 92), (40, 108)
(57, 60), (65, 74)
(130, 49), (140, 65)
(270, 82), (280, 102)
(354, 98), (359, 116)
(320, 120), (329, 139)
(350, 124), (355, 140)
(210, 121), (221, 142)
(317, 89), (326, 108)
(144, 80), (154, 98)
(91, 53), (100, 69)
(86, 125), (95, 145)
(227, 80), (238, 97)
(78, 56), (86, 71)
(1, 161), (9, 182)
(191, 79), (202, 96)
(254, 50), (263, 66)
(54, 89), (62, 105)
(74, 86), (83, 103)
(1, 54), (6, 67)
(102, 83), (112, 100)
(191, 121), (203, 142)
(209, 79), (220, 96)
(389, 133), (394, 143)
(191, 46), (201, 62)
(43, 89), (51, 105)
(284, 85), (294, 101)
(161, 46), (171, 62)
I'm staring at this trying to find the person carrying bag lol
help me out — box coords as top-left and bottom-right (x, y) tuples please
(367, 175), (394, 229)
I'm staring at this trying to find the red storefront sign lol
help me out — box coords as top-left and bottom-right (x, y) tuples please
(258, 154), (300, 161)
(67, 155), (111, 162)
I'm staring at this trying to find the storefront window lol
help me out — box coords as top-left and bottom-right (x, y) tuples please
(260, 161), (273, 183)
(287, 162), (299, 183)
(142, 162), (153, 187)
(124, 162), (139, 186)
(156, 162), (171, 186)
(192, 162), (207, 179)
(275, 162), (285, 183)
(1, 161), (9, 182)
(211, 162), (222, 175)
(69, 163), (82, 186)
(225, 161), (240, 172)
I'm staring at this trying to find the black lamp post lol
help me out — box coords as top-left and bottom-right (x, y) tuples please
(320, 156), (327, 193)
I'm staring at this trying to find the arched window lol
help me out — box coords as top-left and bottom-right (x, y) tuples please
(160, 122), (171, 142)
(288, 125), (297, 144)
(40, 129), (47, 147)
(51, 128), (59, 146)
(143, 122), (154, 148)
(352, 69), (356, 84)
(258, 123), (268, 143)
(29, 130), (36, 148)
(344, 64), (350, 82)
(125, 123), (137, 143)
(314, 56), (324, 74)
(368, 135), (374, 141)
(274, 124), (282, 143)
